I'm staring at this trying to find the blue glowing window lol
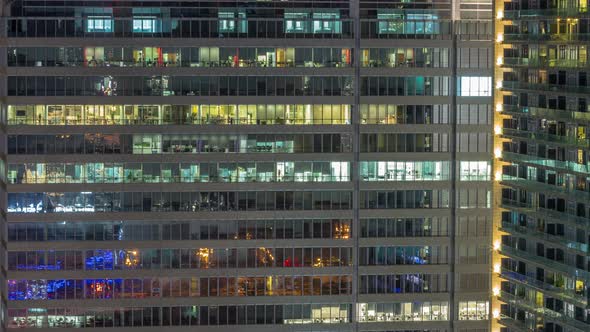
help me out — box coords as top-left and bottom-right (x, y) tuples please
(133, 17), (159, 33)
(285, 12), (310, 33)
(86, 17), (113, 32)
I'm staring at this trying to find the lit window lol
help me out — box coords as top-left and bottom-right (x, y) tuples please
(218, 11), (247, 33)
(133, 17), (158, 33)
(377, 12), (439, 34)
(458, 77), (492, 96)
(459, 161), (491, 181)
(312, 12), (341, 33)
(285, 12), (310, 33)
(86, 16), (113, 32)
(458, 301), (489, 320)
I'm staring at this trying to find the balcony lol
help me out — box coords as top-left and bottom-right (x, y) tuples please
(500, 198), (534, 210)
(501, 104), (590, 124)
(500, 221), (588, 254)
(501, 198), (590, 229)
(501, 152), (590, 176)
(6, 17), (354, 39)
(500, 269), (588, 307)
(544, 310), (590, 331)
(499, 245), (590, 279)
(503, 33), (590, 42)
(500, 292), (589, 332)
(502, 57), (590, 69)
(498, 291), (544, 314)
(498, 316), (531, 332)
(500, 174), (590, 202)
(501, 128), (590, 149)
(501, 81), (590, 96)
(503, 8), (590, 19)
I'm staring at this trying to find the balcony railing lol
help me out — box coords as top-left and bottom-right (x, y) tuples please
(504, 33), (590, 42)
(498, 291), (544, 314)
(502, 57), (589, 69)
(500, 221), (588, 253)
(502, 104), (590, 124)
(500, 244), (590, 279)
(503, 8), (590, 19)
(498, 316), (530, 332)
(501, 151), (590, 176)
(501, 197), (590, 228)
(8, 174), (352, 185)
(5, 17), (354, 39)
(500, 175), (590, 202)
(544, 310), (590, 331)
(501, 81), (590, 95)
(501, 128), (590, 148)
(500, 290), (589, 331)
(500, 270), (587, 306)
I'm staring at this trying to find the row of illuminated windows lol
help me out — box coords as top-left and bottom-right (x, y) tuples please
(362, 160), (489, 182)
(456, 77), (492, 97)
(358, 246), (448, 265)
(8, 276), (352, 301)
(360, 47), (449, 68)
(358, 301), (484, 323)
(8, 161), (351, 184)
(7, 274), (458, 301)
(7, 133), (447, 155)
(6, 103), (452, 126)
(457, 301), (489, 321)
(7, 301), (453, 329)
(7, 47), (352, 68)
(503, 20), (590, 38)
(459, 161), (491, 181)
(359, 274), (449, 294)
(7, 46), (450, 69)
(5, 103), (474, 126)
(360, 76), (450, 96)
(7, 104), (351, 126)
(7, 76), (354, 97)
(8, 161), (471, 184)
(360, 218), (449, 238)
(360, 104), (450, 125)
(8, 219), (352, 242)
(7, 191), (354, 214)
(360, 161), (450, 182)
(8, 303), (353, 329)
(6, 18), (461, 39)
(6, 75), (458, 97)
(6, 18), (353, 38)
(7, 190), (450, 214)
(502, 44), (588, 68)
(7, 245), (448, 271)
(7, 247), (354, 271)
(361, 133), (448, 152)
(374, 13), (441, 34)
(8, 133), (352, 155)
(356, 302), (449, 323)
(6, 217), (453, 243)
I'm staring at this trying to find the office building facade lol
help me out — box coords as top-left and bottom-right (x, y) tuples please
(2, 0), (492, 331)
(495, 0), (590, 331)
